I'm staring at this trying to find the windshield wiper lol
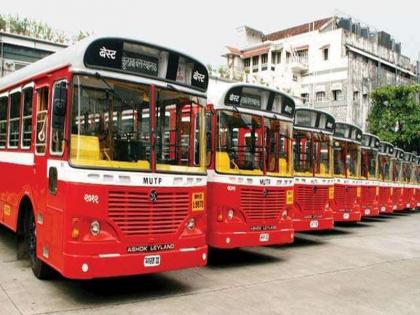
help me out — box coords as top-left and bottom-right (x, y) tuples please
(94, 72), (132, 109)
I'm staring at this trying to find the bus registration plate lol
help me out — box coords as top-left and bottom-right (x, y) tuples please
(309, 220), (319, 229)
(144, 255), (161, 267)
(259, 233), (269, 242)
(343, 213), (350, 220)
(364, 209), (371, 215)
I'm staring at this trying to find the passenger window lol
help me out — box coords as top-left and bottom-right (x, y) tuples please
(0, 96), (7, 148)
(36, 87), (49, 155)
(50, 81), (67, 155)
(205, 111), (212, 167)
(8, 92), (21, 148)
(21, 87), (33, 149)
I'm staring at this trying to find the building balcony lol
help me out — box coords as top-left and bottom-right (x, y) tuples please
(290, 59), (308, 73)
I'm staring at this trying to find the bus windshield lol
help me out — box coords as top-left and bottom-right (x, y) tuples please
(379, 155), (392, 181)
(266, 119), (292, 176)
(334, 141), (359, 178)
(361, 148), (377, 179)
(216, 110), (263, 175)
(70, 75), (205, 173)
(293, 130), (331, 177)
(401, 162), (411, 183)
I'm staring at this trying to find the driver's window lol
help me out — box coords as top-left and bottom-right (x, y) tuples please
(50, 80), (67, 155)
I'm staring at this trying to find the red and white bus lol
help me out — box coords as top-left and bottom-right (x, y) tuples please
(331, 122), (363, 222)
(360, 133), (381, 217)
(391, 148), (405, 211)
(206, 80), (294, 248)
(401, 152), (417, 210)
(377, 142), (394, 214)
(292, 108), (335, 231)
(0, 36), (210, 279)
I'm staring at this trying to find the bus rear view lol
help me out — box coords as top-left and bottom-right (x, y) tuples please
(206, 81), (295, 248)
(292, 108), (335, 231)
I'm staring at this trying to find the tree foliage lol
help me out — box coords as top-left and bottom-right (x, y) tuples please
(368, 84), (420, 154)
(0, 14), (90, 44)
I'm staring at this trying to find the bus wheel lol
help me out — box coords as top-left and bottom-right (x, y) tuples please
(24, 210), (52, 280)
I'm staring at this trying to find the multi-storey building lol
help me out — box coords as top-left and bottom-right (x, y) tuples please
(0, 31), (66, 78)
(223, 16), (418, 129)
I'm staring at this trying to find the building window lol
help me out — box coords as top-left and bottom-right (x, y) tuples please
(8, 92), (21, 148)
(286, 52), (291, 63)
(363, 93), (368, 104)
(261, 54), (268, 65)
(301, 93), (309, 104)
(293, 74), (298, 81)
(296, 49), (308, 64)
(353, 91), (360, 101)
(271, 51), (281, 64)
(323, 48), (329, 61)
(0, 96), (7, 148)
(316, 91), (326, 102)
(21, 87), (33, 149)
(332, 89), (343, 101)
(252, 56), (259, 68)
(244, 58), (250, 68)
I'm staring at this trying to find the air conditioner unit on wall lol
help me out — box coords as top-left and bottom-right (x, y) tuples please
(4, 61), (16, 72)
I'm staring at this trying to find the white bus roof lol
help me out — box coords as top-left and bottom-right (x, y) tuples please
(0, 36), (209, 95)
(207, 78), (295, 121)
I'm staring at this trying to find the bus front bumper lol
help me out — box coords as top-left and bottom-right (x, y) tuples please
(292, 217), (334, 232)
(333, 210), (362, 222)
(60, 245), (208, 280)
(207, 228), (294, 249)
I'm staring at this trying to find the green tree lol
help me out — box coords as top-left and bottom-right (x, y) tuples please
(368, 84), (420, 154)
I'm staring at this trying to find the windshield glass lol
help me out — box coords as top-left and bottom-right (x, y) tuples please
(401, 162), (411, 183)
(293, 130), (331, 177)
(70, 75), (205, 173)
(379, 155), (392, 181)
(266, 119), (292, 176)
(361, 148), (377, 179)
(216, 110), (263, 175)
(155, 87), (205, 173)
(341, 142), (360, 178)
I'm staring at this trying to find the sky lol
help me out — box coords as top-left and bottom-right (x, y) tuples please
(1, 0), (420, 67)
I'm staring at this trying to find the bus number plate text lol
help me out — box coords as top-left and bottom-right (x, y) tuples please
(144, 255), (161, 267)
(259, 233), (269, 242)
(310, 220), (319, 229)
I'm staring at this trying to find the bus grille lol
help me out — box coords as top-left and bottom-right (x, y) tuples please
(240, 188), (286, 221)
(379, 187), (390, 202)
(335, 186), (357, 210)
(392, 188), (402, 203)
(295, 185), (328, 215)
(361, 186), (376, 207)
(108, 191), (189, 236)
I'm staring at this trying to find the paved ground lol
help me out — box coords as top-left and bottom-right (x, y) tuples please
(1, 211), (420, 315)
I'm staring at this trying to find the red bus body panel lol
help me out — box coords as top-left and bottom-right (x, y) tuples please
(359, 182), (380, 217)
(292, 180), (334, 232)
(331, 180), (362, 222)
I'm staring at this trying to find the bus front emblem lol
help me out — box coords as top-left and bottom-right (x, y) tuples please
(149, 190), (158, 203)
(263, 189), (268, 198)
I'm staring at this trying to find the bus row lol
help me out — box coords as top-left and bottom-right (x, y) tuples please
(0, 36), (418, 280)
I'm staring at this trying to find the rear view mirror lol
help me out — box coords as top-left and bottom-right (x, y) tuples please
(52, 81), (67, 129)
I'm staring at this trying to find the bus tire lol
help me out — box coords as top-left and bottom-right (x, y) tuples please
(23, 209), (52, 280)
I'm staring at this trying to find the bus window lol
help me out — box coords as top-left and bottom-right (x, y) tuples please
(293, 130), (312, 175)
(71, 75), (151, 170)
(8, 92), (21, 148)
(216, 110), (263, 175)
(313, 133), (331, 176)
(51, 81), (67, 155)
(155, 87), (205, 173)
(21, 87), (33, 149)
(0, 96), (7, 148)
(205, 111), (212, 167)
(346, 143), (359, 178)
(334, 141), (346, 177)
(266, 118), (292, 176)
(35, 87), (49, 155)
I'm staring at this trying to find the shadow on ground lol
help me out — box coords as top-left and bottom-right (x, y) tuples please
(207, 248), (282, 269)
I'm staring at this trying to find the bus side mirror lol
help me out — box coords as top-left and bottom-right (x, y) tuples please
(52, 81), (67, 129)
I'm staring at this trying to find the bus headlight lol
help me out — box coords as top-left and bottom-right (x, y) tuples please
(227, 209), (234, 220)
(90, 220), (101, 236)
(186, 218), (196, 231)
